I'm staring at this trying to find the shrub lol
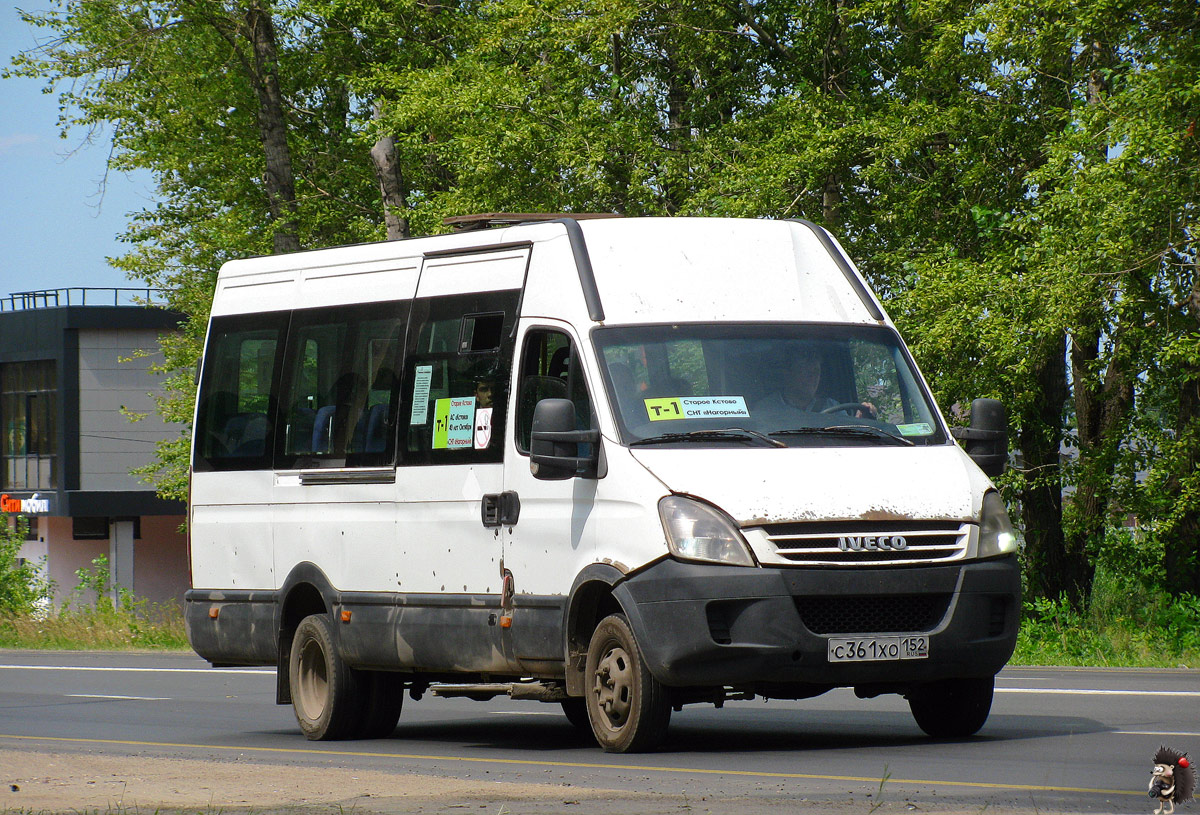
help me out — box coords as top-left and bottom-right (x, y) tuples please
(0, 514), (52, 616)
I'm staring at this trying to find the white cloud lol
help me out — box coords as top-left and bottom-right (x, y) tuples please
(0, 134), (39, 152)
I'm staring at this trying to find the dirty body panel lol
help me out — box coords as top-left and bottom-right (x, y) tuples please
(185, 587), (566, 676)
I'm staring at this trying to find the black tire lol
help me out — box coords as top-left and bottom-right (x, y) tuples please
(907, 676), (994, 738)
(354, 670), (405, 739)
(584, 614), (671, 753)
(560, 697), (590, 732)
(289, 614), (364, 740)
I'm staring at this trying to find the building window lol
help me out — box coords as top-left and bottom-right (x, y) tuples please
(1, 360), (57, 490)
(71, 516), (141, 540)
(72, 516), (109, 540)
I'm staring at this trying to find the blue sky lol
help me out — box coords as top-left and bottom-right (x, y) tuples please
(1, 6), (154, 301)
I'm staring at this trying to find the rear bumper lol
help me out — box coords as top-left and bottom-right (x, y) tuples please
(613, 556), (1020, 688)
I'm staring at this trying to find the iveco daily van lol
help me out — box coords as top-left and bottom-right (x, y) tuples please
(186, 215), (1019, 753)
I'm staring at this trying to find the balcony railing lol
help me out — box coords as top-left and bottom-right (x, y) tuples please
(0, 287), (172, 311)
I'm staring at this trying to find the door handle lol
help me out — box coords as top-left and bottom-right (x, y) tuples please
(481, 491), (520, 527)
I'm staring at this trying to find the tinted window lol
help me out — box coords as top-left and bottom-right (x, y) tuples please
(515, 329), (594, 454)
(402, 292), (518, 465)
(194, 313), (287, 471)
(276, 302), (408, 469)
(593, 323), (946, 447)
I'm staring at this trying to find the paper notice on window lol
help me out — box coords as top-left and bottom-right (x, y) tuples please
(433, 396), (476, 449)
(474, 407), (493, 450)
(645, 395), (750, 421)
(410, 365), (433, 425)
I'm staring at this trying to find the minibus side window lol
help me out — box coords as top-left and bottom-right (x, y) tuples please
(275, 302), (407, 469)
(194, 313), (287, 472)
(515, 330), (594, 454)
(402, 292), (518, 465)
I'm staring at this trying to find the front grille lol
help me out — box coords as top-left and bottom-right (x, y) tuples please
(795, 594), (951, 634)
(756, 520), (969, 566)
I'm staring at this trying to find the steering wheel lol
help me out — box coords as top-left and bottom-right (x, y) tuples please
(820, 402), (877, 419)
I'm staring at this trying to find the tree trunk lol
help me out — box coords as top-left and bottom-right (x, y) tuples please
(662, 54), (688, 215)
(1063, 326), (1135, 605)
(819, 0), (847, 225)
(1051, 31), (1135, 607)
(1018, 333), (1069, 599)
(244, 2), (300, 254)
(370, 106), (410, 241)
(1162, 262), (1200, 595)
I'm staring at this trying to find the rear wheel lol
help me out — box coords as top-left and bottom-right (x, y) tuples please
(907, 676), (994, 738)
(354, 670), (405, 738)
(289, 613), (363, 740)
(584, 614), (670, 753)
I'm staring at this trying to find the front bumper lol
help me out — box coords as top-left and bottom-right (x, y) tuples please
(612, 556), (1020, 688)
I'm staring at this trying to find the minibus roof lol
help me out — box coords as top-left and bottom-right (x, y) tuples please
(210, 217), (888, 327)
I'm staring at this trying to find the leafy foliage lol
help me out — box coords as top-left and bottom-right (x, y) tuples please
(7, 0), (1200, 609)
(0, 516), (52, 616)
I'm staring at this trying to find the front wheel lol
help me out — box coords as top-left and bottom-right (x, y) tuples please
(907, 676), (994, 738)
(584, 614), (671, 753)
(289, 613), (363, 740)
(560, 697), (591, 732)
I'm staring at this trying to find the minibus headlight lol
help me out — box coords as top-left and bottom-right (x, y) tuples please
(978, 491), (1018, 559)
(658, 496), (756, 567)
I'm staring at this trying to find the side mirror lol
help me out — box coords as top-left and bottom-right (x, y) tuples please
(953, 398), (1008, 478)
(530, 398), (600, 480)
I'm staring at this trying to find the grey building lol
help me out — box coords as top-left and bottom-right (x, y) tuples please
(2, 288), (187, 605)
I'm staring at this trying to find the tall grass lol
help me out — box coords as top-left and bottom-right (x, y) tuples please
(0, 555), (188, 651)
(1011, 530), (1200, 668)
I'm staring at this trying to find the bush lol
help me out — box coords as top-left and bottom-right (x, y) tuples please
(0, 514), (52, 616)
(1013, 561), (1200, 667)
(0, 552), (188, 650)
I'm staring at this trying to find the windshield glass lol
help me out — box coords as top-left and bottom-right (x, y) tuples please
(592, 323), (946, 448)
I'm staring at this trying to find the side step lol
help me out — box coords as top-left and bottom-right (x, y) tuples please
(430, 681), (568, 702)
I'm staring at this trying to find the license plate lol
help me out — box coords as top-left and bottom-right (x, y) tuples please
(827, 636), (929, 662)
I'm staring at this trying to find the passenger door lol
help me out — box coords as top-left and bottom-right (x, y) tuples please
(388, 247), (527, 673)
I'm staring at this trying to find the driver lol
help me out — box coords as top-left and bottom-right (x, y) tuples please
(758, 352), (838, 413)
(754, 350), (875, 419)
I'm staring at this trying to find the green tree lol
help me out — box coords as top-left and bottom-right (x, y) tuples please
(9, 0), (1199, 604)
(0, 516), (50, 616)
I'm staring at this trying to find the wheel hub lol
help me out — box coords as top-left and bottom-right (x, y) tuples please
(296, 638), (329, 721)
(592, 645), (633, 728)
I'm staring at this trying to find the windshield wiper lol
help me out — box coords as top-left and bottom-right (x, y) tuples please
(630, 427), (787, 448)
(770, 425), (915, 446)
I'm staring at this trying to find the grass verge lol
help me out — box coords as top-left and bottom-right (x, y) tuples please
(1010, 568), (1200, 668)
(0, 601), (188, 650)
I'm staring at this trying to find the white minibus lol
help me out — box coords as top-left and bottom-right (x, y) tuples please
(187, 215), (1019, 752)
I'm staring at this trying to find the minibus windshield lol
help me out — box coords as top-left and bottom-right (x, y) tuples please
(593, 323), (947, 448)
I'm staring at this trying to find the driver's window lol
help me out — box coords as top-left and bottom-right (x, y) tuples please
(515, 330), (593, 453)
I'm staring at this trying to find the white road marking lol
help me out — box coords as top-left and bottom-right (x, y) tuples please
(0, 665), (1194, 700)
(996, 688), (1200, 698)
(0, 664), (273, 675)
(1114, 730), (1200, 738)
(66, 694), (171, 701)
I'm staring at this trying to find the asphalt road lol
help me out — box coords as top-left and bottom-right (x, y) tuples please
(1, 649), (1197, 813)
